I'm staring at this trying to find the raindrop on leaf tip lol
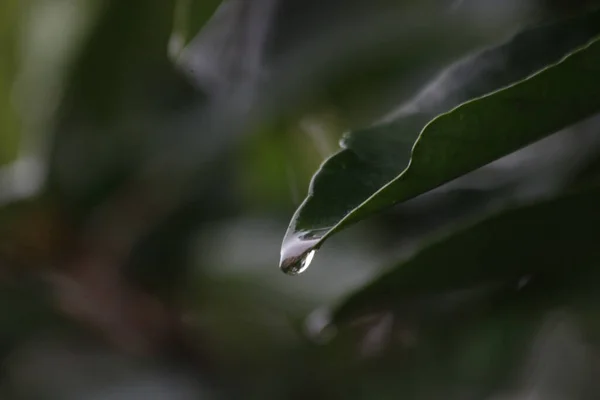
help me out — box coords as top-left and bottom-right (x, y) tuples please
(280, 249), (316, 276)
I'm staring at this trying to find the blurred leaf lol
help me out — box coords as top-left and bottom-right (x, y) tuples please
(281, 10), (600, 271)
(0, 0), (213, 301)
(332, 184), (600, 323)
(170, 0), (222, 59)
(322, 276), (600, 399)
(262, 2), (522, 127)
(1, 0), (107, 204)
(0, 0), (21, 166)
(315, 186), (600, 399)
(48, 0), (200, 219)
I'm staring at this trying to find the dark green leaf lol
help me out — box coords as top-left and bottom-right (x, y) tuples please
(332, 185), (600, 324)
(324, 272), (600, 399)
(281, 10), (600, 271)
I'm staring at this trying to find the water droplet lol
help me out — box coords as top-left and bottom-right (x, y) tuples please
(280, 249), (315, 275)
(279, 232), (321, 275)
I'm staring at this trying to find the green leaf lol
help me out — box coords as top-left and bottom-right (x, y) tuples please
(319, 186), (600, 397)
(280, 10), (600, 273)
(324, 274), (600, 399)
(331, 185), (600, 324)
(323, 183), (600, 398)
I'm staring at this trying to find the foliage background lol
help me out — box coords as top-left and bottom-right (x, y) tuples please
(1, 0), (600, 399)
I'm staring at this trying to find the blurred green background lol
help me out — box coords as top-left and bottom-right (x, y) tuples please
(2, 0), (600, 399)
